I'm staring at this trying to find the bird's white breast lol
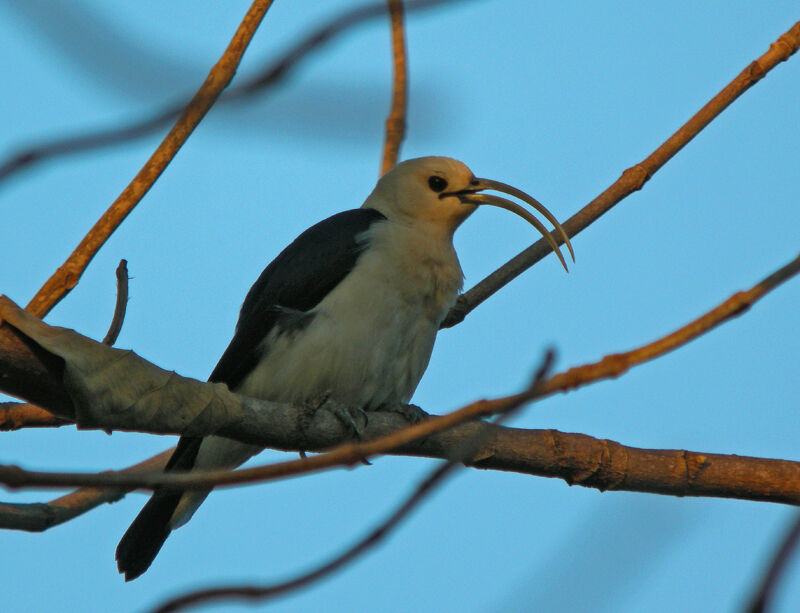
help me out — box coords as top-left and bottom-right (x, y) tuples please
(237, 220), (464, 409)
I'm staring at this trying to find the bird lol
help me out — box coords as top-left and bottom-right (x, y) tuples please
(115, 156), (574, 580)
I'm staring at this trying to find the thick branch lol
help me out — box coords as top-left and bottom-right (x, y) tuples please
(0, 251), (799, 506)
(380, 0), (408, 174)
(4, 420), (800, 508)
(148, 355), (555, 613)
(442, 19), (800, 327)
(24, 0), (276, 319)
(1, 259), (130, 430)
(4, 248), (797, 444)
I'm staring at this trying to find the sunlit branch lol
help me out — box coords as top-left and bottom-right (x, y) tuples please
(443, 19), (800, 327)
(24, 0), (277, 318)
(380, 0), (408, 174)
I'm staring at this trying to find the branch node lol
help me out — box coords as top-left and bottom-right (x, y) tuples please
(682, 451), (709, 486)
(620, 163), (651, 192)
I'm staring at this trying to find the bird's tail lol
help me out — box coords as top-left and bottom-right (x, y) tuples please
(115, 435), (259, 580)
(116, 435), (204, 581)
(115, 489), (183, 581)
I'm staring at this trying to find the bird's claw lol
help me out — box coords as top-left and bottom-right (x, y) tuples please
(381, 403), (429, 424)
(321, 399), (369, 440)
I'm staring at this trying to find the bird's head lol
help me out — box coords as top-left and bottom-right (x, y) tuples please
(362, 156), (574, 271)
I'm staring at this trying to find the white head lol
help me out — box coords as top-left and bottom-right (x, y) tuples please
(362, 156), (574, 271)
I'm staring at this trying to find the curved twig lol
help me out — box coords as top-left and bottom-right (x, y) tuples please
(442, 19), (800, 328)
(101, 259), (129, 346)
(380, 0), (408, 174)
(24, 0), (277, 319)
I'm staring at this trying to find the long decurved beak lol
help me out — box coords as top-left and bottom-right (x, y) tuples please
(443, 178), (574, 272)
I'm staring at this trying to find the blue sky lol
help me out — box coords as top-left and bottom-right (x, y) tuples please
(2, 1), (800, 612)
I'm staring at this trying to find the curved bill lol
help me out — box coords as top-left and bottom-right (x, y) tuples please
(473, 178), (574, 262)
(460, 193), (569, 272)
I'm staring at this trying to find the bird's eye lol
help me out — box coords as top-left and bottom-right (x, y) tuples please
(428, 176), (448, 192)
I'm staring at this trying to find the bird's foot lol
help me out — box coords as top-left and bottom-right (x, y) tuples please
(380, 403), (429, 424)
(314, 396), (369, 440)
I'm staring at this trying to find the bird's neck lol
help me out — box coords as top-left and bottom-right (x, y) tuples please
(367, 219), (464, 323)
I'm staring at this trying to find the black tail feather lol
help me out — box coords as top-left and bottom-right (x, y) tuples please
(115, 490), (183, 581)
(116, 436), (203, 580)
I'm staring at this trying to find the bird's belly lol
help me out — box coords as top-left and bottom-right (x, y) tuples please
(237, 223), (462, 410)
(238, 289), (442, 410)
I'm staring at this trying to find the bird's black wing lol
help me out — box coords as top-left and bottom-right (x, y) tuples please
(116, 208), (386, 581)
(209, 207), (387, 389)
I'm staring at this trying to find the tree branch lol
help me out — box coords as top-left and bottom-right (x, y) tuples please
(0, 402), (69, 430)
(0, 251), (798, 506)
(442, 19), (800, 328)
(538, 252), (800, 397)
(0, 368), (548, 492)
(148, 353), (555, 613)
(1, 259), (130, 431)
(24, 0), (277, 319)
(380, 0), (408, 174)
(0, 449), (173, 532)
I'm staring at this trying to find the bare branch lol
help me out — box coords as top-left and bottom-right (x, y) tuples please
(380, 0), (408, 174)
(0, 402), (69, 431)
(0, 251), (798, 504)
(442, 19), (800, 328)
(745, 512), (800, 613)
(0, 449), (173, 532)
(0, 371), (549, 491)
(1, 259), (129, 431)
(149, 353), (555, 613)
(0, 0), (464, 188)
(24, 0), (277, 319)
(538, 252), (800, 397)
(102, 259), (129, 346)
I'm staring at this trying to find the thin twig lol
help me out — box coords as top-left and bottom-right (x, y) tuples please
(538, 252), (800, 397)
(380, 0), (408, 174)
(0, 0), (463, 188)
(0, 449), (173, 532)
(24, 0), (277, 319)
(745, 512), (800, 613)
(148, 352), (555, 613)
(102, 259), (129, 346)
(442, 19), (800, 328)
